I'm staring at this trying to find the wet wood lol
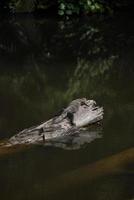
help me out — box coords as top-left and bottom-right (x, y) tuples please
(44, 147), (134, 197)
(3, 98), (104, 146)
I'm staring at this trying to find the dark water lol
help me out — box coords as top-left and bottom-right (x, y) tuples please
(0, 12), (134, 200)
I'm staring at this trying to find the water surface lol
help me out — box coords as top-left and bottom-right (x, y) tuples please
(0, 13), (134, 200)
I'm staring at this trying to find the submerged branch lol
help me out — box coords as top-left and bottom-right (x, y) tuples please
(44, 147), (134, 197)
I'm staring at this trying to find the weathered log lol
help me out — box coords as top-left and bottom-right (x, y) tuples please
(2, 98), (103, 148)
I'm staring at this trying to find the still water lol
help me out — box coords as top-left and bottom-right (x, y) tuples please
(0, 12), (134, 200)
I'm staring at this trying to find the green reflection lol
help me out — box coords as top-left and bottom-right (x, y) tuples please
(0, 14), (134, 200)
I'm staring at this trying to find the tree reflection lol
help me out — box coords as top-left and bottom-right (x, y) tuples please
(0, 16), (134, 142)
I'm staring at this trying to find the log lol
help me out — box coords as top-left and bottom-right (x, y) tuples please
(4, 98), (104, 147)
(43, 147), (134, 198)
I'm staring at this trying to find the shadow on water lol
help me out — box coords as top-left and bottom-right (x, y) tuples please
(0, 12), (134, 200)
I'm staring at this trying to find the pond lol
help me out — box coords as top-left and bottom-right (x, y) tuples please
(0, 12), (134, 200)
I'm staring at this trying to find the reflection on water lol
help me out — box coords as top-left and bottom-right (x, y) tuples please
(0, 13), (134, 200)
(45, 128), (102, 150)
